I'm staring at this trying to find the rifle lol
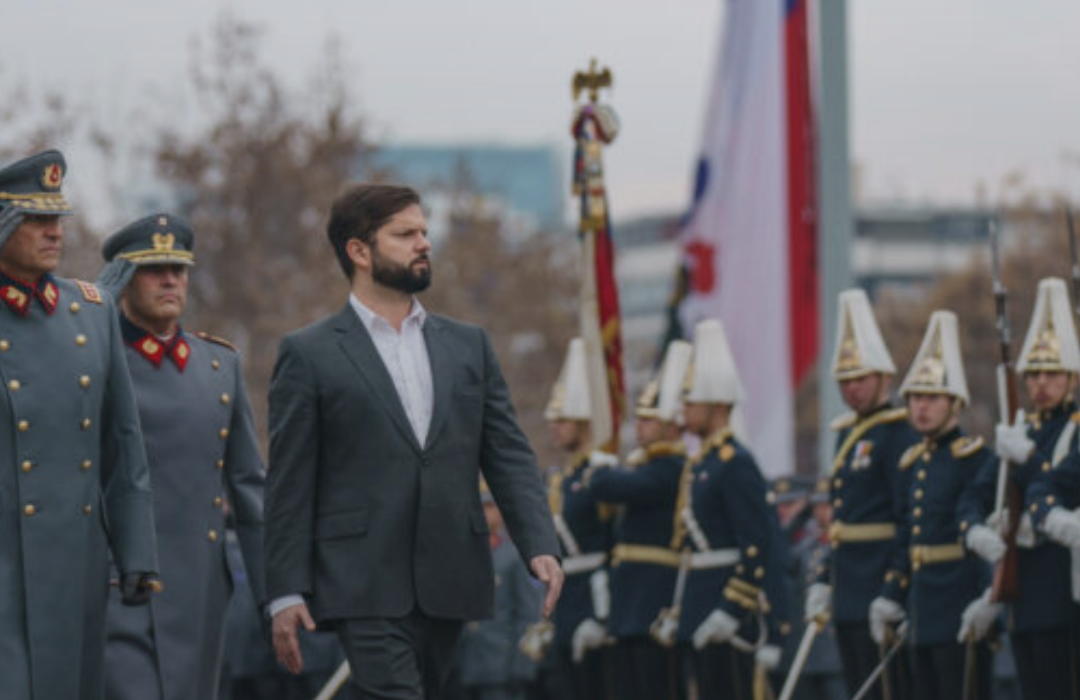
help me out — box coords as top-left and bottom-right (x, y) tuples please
(1067, 207), (1080, 316)
(989, 217), (1022, 603)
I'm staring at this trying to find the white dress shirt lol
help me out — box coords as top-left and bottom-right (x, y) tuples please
(348, 293), (434, 445)
(269, 294), (435, 617)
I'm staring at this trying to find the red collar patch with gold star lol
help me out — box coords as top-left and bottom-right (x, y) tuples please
(0, 273), (59, 317)
(132, 333), (190, 371)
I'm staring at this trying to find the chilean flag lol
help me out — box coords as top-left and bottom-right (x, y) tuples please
(678, 0), (817, 476)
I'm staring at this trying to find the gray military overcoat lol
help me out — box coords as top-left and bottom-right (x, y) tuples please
(0, 278), (157, 700)
(105, 330), (266, 700)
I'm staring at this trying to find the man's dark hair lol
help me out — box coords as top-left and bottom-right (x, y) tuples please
(327, 184), (421, 279)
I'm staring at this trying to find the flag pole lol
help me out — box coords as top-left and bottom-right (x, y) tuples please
(815, 0), (854, 473)
(571, 58), (626, 453)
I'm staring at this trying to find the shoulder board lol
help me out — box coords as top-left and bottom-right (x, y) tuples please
(1072, 412), (1080, 424)
(73, 280), (103, 304)
(899, 442), (926, 471)
(719, 443), (737, 462)
(830, 412), (858, 431)
(950, 435), (985, 459)
(196, 331), (237, 352)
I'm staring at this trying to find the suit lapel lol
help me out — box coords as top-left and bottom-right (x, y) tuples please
(423, 315), (453, 450)
(331, 306), (422, 452)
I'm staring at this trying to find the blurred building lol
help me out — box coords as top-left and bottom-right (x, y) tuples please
(367, 143), (567, 244)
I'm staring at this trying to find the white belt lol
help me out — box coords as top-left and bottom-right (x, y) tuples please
(562, 552), (608, 576)
(689, 549), (740, 570)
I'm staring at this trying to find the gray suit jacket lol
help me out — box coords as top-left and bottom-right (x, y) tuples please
(265, 306), (558, 622)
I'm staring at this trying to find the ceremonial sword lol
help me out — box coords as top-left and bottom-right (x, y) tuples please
(777, 617), (826, 700)
(848, 627), (907, 700)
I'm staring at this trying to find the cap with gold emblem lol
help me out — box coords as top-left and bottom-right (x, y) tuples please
(831, 288), (896, 380)
(768, 475), (814, 505)
(103, 213), (194, 267)
(683, 319), (744, 405)
(900, 310), (970, 404)
(636, 339), (692, 422)
(1017, 277), (1080, 374)
(0, 149), (73, 216)
(545, 337), (591, 421)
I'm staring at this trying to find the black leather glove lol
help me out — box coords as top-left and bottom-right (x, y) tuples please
(119, 572), (162, 606)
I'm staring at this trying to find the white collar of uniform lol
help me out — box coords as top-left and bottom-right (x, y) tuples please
(349, 293), (427, 334)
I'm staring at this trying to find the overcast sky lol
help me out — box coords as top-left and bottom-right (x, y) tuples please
(3, 0), (1079, 223)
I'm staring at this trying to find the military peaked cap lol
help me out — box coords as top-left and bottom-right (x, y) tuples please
(0, 149), (73, 215)
(103, 212), (194, 266)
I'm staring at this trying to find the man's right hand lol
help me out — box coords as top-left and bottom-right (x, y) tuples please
(273, 602), (316, 674)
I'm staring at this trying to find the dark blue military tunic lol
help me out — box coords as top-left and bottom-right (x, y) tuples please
(104, 318), (266, 700)
(822, 405), (919, 622)
(589, 441), (684, 638)
(675, 429), (784, 643)
(898, 428), (992, 645)
(548, 454), (615, 648)
(959, 402), (1079, 634)
(0, 276), (157, 700)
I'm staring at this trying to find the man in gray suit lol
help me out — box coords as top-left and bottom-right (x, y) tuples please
(96, 213), (266, 700)
(0, 149), (159, 700)
(266, 183), (563, 700)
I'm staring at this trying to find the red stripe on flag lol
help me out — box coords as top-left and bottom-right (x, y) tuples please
(594, 220), (626, 446)
(785, 0), (818, 385)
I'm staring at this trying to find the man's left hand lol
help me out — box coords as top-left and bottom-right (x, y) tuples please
(530, 555), (564, 618)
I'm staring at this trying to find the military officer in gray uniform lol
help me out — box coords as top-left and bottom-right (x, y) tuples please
(0, 149), (159, 700)
(96, 213), (266, 700)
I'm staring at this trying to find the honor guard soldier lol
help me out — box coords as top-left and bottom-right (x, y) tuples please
(891, 311), (993, 699)
(805, 289), (918, 700)
(673, 319), (787, 700)
(96, 213), (267, 700)
(958, 278), (1080, 700)
(544, 338), (615, 700)
(587, 339), (692, 700)
(0, 150), (159, 700)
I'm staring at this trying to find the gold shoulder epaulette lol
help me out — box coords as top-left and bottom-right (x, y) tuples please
(646, 441), (687, 460)
(74, 280), (103, 304)
(1071, 412), (1080, 424)
(830, 412), (858, 431)
(719, 444), (736, 462)
(950, 435), (985, 459)
(879, 407), (909, 423)
(196, 331), (237, 352)
(899, 442), (926, 471)
(831, 407), (909, 475)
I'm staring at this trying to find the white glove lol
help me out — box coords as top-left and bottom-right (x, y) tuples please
(1043, 507), (1080, 548)
(957, 589), (1002, 642)
(755, 644), (783, 671)
(649, 609), (679, 647)
(571, 618), (609, 662)
(804, 582), (832, 623)
(692, 608), (740, 650)
(589, 569), (611, 620)
(869, 597), (905, 645)
(995, 416), (1034, 464)
(966, 524), (1006, 563)
(589, 450), (619, 468)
